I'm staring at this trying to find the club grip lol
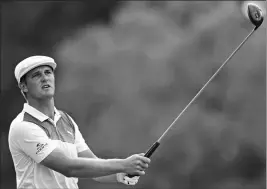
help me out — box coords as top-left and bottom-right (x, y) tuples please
(144, 141), (160, 157)
(127, 142), (160, 178)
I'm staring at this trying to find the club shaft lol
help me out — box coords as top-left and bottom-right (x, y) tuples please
(157, 27), (256, 143)
(128, 27), (256, 178)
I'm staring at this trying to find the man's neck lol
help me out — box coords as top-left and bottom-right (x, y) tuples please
(27, 98), (55, 120)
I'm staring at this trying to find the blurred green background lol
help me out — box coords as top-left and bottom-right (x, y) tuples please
(0, 1), (266, 189)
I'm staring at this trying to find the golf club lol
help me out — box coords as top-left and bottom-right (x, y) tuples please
(128, 3), (264, 178)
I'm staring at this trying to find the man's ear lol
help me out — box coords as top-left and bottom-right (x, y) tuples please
(19, 82), (28, 93)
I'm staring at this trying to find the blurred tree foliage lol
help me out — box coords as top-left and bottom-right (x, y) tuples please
(1, 1), (265, 189)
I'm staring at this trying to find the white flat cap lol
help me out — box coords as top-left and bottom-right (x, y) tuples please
(14, 55), (57, 83)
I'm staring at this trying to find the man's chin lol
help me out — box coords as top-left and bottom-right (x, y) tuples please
(40, 92), (54, 99)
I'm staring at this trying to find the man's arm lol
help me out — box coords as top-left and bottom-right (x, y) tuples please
(41, 146), (149, 178)
(78, 149), (118, 182)
(77, 149), (143, 184)
(40, 146), (127, 178)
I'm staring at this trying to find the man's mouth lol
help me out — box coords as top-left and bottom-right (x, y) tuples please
(42, 84), (51, 89)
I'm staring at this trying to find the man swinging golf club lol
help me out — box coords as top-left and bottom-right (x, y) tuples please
(8, 55), (151, 189)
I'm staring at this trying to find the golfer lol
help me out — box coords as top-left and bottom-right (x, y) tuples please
(8, 55), (151, 189)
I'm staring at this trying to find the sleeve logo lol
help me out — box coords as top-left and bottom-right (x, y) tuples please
(36, 143), (48, 154)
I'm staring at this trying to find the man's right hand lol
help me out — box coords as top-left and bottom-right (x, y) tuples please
(122, 153), (151, 176)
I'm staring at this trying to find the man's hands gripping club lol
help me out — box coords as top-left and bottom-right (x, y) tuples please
(117, 153), (150, 185)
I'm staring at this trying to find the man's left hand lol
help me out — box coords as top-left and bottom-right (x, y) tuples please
(116, 173), (140, 185)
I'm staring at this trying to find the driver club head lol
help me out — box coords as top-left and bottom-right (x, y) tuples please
(247, 3), (264, 29)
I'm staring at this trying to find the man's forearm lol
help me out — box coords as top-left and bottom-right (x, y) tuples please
(68, 157), (124, 178)
(78, 150), (118, 183)
(93, 174), (118, 183)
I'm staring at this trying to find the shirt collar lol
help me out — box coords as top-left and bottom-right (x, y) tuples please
(23, 103), (61, 122)
(54, 107), (61, 123)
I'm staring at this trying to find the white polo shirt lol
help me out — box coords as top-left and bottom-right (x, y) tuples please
(8, 103), (89, 189)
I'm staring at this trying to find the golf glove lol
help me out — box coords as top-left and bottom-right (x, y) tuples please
(116, 173), (139, 185)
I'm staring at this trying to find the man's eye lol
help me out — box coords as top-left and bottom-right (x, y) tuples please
(32, 73), (40, 78)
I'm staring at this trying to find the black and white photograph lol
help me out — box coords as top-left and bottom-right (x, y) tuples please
(0, 1), (266, 189)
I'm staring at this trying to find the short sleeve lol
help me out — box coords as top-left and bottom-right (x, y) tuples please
(10, 122), (58, 163)
(68, 116), (89, 153)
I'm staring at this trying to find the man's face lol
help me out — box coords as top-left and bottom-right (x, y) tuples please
(22, 65), (55, 100)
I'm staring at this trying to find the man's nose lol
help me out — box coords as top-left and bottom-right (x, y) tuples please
(41, 73), (49, 82)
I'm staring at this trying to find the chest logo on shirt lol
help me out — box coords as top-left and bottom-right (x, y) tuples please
(36, 143), (48, 154)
